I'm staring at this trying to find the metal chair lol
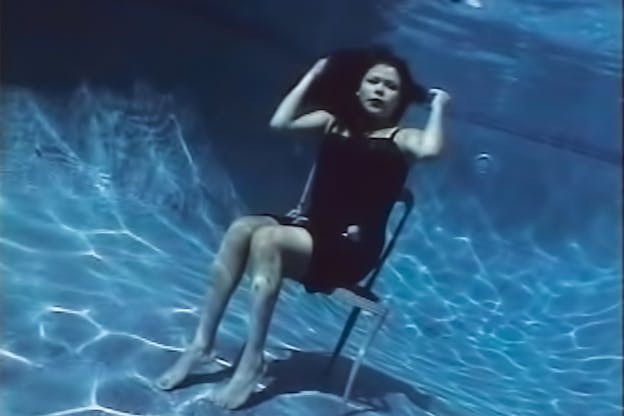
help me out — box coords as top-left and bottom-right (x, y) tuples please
(289, 163), (414, 403)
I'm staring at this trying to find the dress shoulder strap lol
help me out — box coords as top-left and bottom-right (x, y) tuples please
(389, 126), (401, 140)
(324, 117), (338, 135)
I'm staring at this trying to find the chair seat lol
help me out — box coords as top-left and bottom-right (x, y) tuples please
(348, 285), (380, 302)
(331, 287), (386, 316)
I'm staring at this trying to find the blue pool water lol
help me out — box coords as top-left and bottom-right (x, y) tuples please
(1, 1), (622, 415)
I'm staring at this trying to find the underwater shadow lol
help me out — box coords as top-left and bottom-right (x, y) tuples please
(169, 347), (467, 415)
(241, 348), (435, 414)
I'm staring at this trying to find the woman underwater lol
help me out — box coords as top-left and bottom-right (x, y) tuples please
(155, 47), (450, 409)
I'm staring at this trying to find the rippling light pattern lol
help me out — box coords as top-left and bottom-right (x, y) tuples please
(1, 85), (621, 416)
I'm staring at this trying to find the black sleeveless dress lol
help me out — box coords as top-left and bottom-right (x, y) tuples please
(267, 129), (409, 293)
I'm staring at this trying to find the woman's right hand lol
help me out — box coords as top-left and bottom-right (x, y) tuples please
(270, 56), (330, 129)
(306, 57), (328, 79)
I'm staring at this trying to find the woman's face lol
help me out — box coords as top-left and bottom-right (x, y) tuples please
(356, 63), (402, 121)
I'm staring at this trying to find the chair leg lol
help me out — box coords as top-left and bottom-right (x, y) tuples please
(325, 307), (362, 374)
(342, 308), (388, 403)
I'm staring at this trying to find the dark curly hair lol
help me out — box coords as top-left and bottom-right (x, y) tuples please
(304, 46), (429, 134)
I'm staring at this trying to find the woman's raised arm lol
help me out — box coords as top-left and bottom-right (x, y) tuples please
(269, 58), (334, 134)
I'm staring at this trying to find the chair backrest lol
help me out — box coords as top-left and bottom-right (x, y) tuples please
(361, 187), (414, 291)
(294, 162), (316, 214)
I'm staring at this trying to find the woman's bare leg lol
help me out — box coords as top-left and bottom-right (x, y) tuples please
(155, 215), (279, 390)
(208, 225), (313, 409)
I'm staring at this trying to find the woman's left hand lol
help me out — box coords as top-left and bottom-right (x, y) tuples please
(342, 224), (362, 242)
(429, 88), (451, 108)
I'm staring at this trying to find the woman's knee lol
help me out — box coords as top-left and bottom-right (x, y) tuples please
(249, 225), (313, 283)
(251, 273), (280, 294)
(249, 227), (282, 288)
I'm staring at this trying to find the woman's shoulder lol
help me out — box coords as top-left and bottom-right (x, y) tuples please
(324, 115), (349, 136)
(394, 127), (427, 163)
(395, 127), (421, 137)
(394, 127), (422, 143)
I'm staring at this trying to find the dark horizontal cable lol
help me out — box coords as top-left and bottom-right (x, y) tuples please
(450, 111), (622, 166)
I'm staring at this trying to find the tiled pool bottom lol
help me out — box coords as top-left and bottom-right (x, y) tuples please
(1, 186), (621, 416)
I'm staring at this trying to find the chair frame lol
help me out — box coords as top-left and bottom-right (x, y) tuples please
(289, 163), (414, 403)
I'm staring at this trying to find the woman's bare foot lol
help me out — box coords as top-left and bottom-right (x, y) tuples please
(155, 345), (215, 390)
(207, 354), (267, 409)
